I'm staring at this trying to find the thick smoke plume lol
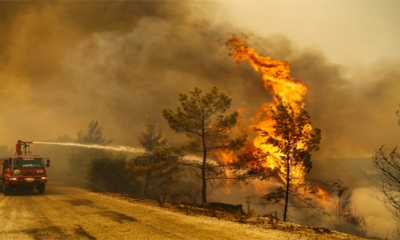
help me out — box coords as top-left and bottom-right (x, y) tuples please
(1, 1), (399, 238)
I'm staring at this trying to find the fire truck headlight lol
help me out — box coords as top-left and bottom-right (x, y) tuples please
(41, 177), (47, 180)
(10, 177), (17, 180)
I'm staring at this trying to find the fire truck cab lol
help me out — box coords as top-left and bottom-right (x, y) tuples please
(0, 141), (50, 196)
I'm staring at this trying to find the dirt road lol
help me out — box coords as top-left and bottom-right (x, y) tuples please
(0, 182), (279, 240)
(0, 183), (364, 240)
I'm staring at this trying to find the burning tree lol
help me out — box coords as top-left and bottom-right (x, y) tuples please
(162, 86), (246, 204)
(226, 36), (321, 222)
(257, 97), (321, 221)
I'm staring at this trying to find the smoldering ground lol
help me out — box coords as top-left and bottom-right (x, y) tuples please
(0, 1), (399, 238)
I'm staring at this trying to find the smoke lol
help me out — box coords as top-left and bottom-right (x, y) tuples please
(0, 2), (398, 153)
(1, 1), (399, 238)
(0, 1), (267, 146)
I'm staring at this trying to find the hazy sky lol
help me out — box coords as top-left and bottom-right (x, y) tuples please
(0, 0), (399, 160)
(224, 1), (400, 66)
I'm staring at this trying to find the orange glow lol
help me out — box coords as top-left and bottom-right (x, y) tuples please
(213, 149), (235, 186)
(214, 149), (235, 165)
(312, 186), (336, 210)
(226, 35), (314, 186)
(252, 179), (270, 193)
(226, 36), (307, 104)
(315, 187), (331, 202)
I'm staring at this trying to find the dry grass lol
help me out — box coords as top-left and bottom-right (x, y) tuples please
(101, 193), (367, 240)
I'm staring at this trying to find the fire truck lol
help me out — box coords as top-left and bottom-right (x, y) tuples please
(0, 141), (50, 196)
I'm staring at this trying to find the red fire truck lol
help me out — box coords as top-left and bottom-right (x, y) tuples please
(0, 141), (50, 196)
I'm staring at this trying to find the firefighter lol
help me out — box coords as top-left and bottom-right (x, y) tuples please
(16, 140), (22, 155)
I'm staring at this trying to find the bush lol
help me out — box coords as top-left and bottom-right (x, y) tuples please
(85, 152), (141, 197)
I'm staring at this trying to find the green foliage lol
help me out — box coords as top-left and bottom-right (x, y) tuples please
(127, 117), (181, 199)
(162, 87), (243, 152)
(162, 86), (246, 204)
(138, 116), (167, 152)
(85, 152), (140, 197)
(77, 120), (113, 145)
(68, 120), (112, 174)
(127, 147), (181, 198)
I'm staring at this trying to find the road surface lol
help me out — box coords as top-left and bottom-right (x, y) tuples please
(0, 182), (365, 240)
(0, 182), (285, 239)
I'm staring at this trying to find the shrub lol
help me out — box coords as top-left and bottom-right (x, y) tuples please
(85, 152), (141, 197)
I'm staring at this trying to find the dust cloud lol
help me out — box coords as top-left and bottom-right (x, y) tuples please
(0, 1), (399, 238)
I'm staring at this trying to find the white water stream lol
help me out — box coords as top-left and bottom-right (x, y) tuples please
(33, 142), (218, 165)
(33, 141), (145, 153)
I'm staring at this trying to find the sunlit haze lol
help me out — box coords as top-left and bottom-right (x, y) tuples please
(0, 1), (399, 237)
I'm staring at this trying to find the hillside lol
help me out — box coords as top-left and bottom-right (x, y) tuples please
(101, 192), (368, 240)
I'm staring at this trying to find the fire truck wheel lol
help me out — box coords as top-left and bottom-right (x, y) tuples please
(38, 184), (45, 194)
(3, 185), (10, 196)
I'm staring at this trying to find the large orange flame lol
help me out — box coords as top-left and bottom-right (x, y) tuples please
(225, 35), (312, 185)
(212, 36), (338, 220)
(226, 37), (307, 104)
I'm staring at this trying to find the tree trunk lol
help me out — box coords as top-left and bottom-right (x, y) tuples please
(201, 156), (207, 204)
(143, 173), (151, 198)
(283, 159), (290, 222)
(201, 113), (207, 204)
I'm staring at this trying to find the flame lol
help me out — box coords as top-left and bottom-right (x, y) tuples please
(315, 187), (331, 202)
(226, 35), (313, 186)
(313, 186), (337, 211)
(226, 36), (307, 104)
(213, 149), (236, 183)
(214, 148), (275, 196)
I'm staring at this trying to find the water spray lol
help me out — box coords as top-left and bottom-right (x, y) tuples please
(33, 142), (219, 165)
(33, 141), (145, 154)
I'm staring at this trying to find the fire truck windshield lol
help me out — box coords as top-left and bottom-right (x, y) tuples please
(12, 158), (44, 169)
